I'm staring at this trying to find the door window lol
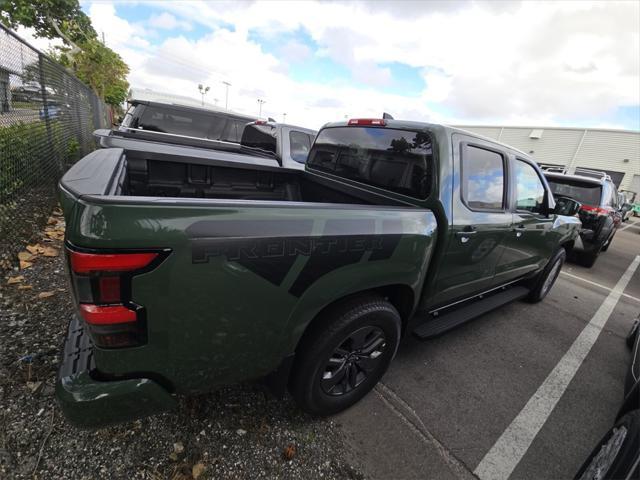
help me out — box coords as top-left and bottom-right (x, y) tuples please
(289, 130), (312, 163)
(515, 160), (546, 214)
(461, 145), (505, 210)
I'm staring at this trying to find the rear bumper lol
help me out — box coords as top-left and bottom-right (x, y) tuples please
(56, 315), (176, 428)
(573, 228), (604, 253)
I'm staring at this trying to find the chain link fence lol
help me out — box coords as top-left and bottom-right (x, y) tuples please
(0, 25), (109, 267)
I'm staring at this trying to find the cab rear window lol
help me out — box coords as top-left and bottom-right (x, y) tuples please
(137, 105), (226, 139)
(546, 178), (602, 206)
(307, 127), (433, 199)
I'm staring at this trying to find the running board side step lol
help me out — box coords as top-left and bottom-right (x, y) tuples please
(412, 286), (530, 339)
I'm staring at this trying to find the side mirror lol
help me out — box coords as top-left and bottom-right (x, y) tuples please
(553, 196), (581, 216)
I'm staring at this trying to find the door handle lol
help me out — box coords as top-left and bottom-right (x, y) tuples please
(455, 230), (477, 237)
(513, 224), (525, 237)
(456, 228), (477, 243)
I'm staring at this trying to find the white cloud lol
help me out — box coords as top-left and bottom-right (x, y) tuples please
(148, 12), (192, 31)
(77, 0), (638, 130)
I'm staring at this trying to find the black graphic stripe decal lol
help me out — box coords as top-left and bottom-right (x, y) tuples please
(188, 218), (403, 296)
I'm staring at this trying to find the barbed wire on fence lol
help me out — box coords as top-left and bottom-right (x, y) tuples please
(0, 24), (109, 267)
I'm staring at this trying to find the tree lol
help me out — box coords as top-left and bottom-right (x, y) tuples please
(52, 39), (130, 106)
(0, 0), (95, 55)
(1, 0), (129, 107)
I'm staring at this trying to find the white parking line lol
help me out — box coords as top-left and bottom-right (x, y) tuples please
(620, 220), (640, 231)
(474, 255), (640, 480)
(560, 271), (640, 304)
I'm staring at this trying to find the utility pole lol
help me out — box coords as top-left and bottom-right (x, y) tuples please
(198, 84), (210, 106)
(283, 113), (287, 123)
(222, 81), (231, 109)
(257, 99), (266, 117)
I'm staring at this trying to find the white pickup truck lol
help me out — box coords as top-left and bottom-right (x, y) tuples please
(98, 100), (316, 169)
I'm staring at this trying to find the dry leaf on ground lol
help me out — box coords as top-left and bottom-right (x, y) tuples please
(26, 244), (40, 255)
(18, 285), (33, 290)
(283, 444), (296, 461)
(38, 291), (55, 299)
(7, 276), (24, 284)
(192, 462), (206, 479)
(19, 260), (33, 269)
(18, 251), (34, 261)
(42, 247), (59, 257)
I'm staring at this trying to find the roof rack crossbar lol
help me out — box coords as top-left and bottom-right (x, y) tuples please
(540, 165), (612, 182)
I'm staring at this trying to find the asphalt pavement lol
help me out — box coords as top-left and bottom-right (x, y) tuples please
(337, 218), (640, 480)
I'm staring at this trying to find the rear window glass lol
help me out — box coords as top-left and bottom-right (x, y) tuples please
(220, 118), (246, 143)
(307, 126), (433, 199)
(241, 124), (277, 154)
(461, 145), (505, 210)
(289, 130), (312, 163)
(546, 178), (602, 206)
(137, 105), (226, 139)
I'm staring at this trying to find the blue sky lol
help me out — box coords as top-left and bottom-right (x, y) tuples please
(68, 1), (640, 131)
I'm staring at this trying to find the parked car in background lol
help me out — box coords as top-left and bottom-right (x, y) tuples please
(240, 120), (316, 168)
(56, 118), (581, 427)
(620, 190), (639, 219)
(542, 167), (622, 268)
(112, 100), (316, 169)
(575, 314), (640, 480)
(10, 84), (42, 103)
(618, 193), (634, 222)
(120, 99), (257, 142)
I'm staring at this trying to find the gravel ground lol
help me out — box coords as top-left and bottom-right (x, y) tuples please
(0, 208), (364, 480)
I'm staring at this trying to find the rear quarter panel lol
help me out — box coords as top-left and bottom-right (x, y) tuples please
(63, 197), (437, 392)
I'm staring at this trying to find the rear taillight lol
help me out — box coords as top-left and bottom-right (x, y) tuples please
(347, 118), (386, 126)
(67, 246), (168, 348)
(580, 205), (610, 217)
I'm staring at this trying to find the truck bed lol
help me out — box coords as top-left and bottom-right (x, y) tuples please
(63, 147), (409, 207)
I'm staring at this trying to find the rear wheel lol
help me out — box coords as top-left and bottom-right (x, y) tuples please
(527, 248), (566, 303)
(289, 295), (401, 416)
(601, 232), (615, 252)
(578, 249), (600, 268)
(627, 319), (639, 349)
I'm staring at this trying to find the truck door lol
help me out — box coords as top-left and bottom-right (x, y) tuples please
(497, 157), (556, 282)
(431, 135), (512, 306)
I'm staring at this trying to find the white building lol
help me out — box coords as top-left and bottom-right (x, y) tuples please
(455, 125), (640, 194)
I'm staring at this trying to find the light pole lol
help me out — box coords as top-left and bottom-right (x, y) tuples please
(222, 81), (231, 109)
(257, 99), (266, 117)
(283, 113), (287, 123)
(198, 84), (210, 106)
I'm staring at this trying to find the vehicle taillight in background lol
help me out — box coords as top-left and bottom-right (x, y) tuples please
(580, 205), (610, 217)
(66, 247), (169, 348)
(347, 118), (386, 126)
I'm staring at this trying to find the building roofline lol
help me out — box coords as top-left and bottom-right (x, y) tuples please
(453, 124), (640, 135)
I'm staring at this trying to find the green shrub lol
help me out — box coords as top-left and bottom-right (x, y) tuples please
(0, 120), (80, 199)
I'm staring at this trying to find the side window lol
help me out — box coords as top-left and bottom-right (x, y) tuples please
(515, 160), (546, 214)
(461, 145), (505, 210)
(289, 130), (312, 163)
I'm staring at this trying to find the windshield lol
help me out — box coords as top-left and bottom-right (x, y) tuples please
(546, 177), (602, 206)
(307, 126), (433, 199)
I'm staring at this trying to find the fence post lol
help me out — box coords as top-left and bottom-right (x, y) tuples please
(37, 53), (63, 175)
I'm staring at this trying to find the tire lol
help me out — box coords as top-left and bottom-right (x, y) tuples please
(527, 248), (566, 303)
(578, 249), (600, 268)
(627, 319), (639, 350)
(575, 410), (640, 480)
(289, 294), (401, 416)
(601, 233), (615, 252)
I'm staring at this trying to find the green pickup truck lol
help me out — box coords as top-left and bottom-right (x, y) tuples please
(56, 118), (581, 427)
